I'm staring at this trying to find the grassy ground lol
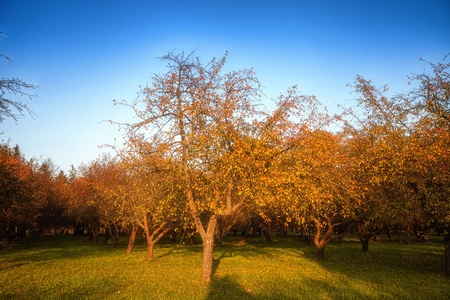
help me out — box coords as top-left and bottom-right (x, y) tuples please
(0, 234), (448, 299)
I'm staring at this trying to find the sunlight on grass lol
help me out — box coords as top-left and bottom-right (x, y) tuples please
(0, 235), (448, 299)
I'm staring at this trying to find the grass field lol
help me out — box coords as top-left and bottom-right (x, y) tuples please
(0, 234), (449, 299)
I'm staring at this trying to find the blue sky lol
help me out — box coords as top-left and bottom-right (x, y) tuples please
(1, 0), (449, 173)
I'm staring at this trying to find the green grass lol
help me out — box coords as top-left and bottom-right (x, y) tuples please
(0, 234), (449, 299)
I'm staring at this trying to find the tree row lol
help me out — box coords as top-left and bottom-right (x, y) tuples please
(1, 52), (448, 280)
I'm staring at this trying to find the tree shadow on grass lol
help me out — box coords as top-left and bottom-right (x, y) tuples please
(297, 238), (449, 299)
(3, 235), (121, 264)
(0, 262), (29, 271)
(206, 275), (356, 300)
(205, 275), (255, 300)
(209, 235), (447, 299)
(312, 239), (446, 276)
(211, 242), (276, 280)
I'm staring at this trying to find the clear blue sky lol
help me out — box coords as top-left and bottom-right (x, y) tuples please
(1, 0), (449, 173)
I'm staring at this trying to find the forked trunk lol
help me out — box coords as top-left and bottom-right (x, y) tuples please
(149, 224), (170, 259)
(199, 215), (218, 282)
(142, 216), (152, 260)
(142, 216), (170, 261)
(313, 217), (335, 261)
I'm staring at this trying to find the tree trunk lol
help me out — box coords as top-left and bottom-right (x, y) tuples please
(92, 229), (98, 243)
(361, 237), (370, 251)
(305, 236), (311, 247)
(262, 229), (272, 245)
(357, 221), (372, 251)
(102, 227), (110, 245)
(445, 233), (450, 276)
(127, 224), (139, 253)
(405, 220), (411, 245)
(202, 234), (215, 282)
(88, 224), (98, 243)
(199, 216), (218, 283)
(189, 233), (196, 245)
(170, 229), (177, 244)
(74, 225), (84, 236)
(141, 215), (170, 261)
(147, 242), (154, 260)
(144, 222), (171, 259)
(114, 223), (120, 247)
(317, 246), (325, 260)
(215, 225), (224, 248)
(386, 227), (391, 239)
(215, 215), (238, 248)
(305, 225), (311, 247)
(215, 232), (223, 248)
(415, 228), (421, 242)
(107, 223), (119, 248)
(313, 217), (335, 261)
(240, 229), (247, 243)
